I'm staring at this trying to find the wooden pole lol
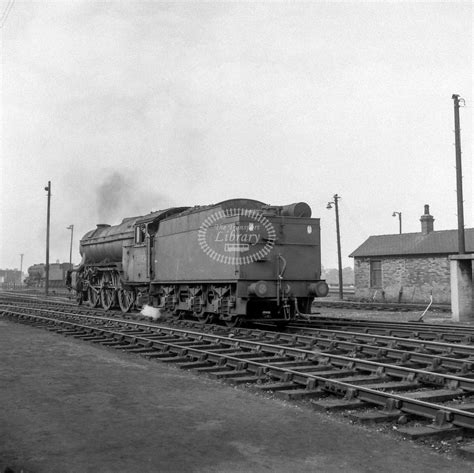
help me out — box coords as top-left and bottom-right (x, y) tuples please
(45, 181), (51, 296)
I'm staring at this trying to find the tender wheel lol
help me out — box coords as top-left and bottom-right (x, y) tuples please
(224, 316), (242, 327)
(87, 286), (100, 308)
(101, 288), (116, 310)
(118, 289), (135, 313)
(196, 311), (214, 324)
(171, 310), (185, 320)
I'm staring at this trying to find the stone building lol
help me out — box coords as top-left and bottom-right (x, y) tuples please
(349, 205), (474, 304)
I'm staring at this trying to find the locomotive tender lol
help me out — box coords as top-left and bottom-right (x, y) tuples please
(69, 198), (328, 325)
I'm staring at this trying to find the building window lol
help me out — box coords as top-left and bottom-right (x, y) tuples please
(370, 260), (382, 287)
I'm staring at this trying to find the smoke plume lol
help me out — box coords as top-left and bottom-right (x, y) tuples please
(96, 171), (170, 224)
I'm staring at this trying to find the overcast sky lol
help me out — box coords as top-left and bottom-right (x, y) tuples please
(1, 1), (472, 273)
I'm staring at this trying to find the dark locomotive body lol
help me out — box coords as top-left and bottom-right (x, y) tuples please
(70, 199), (328, 324)
(25, 263), (72, 288)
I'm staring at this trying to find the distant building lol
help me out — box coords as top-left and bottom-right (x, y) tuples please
(350, 205), (474, 304)
(0, 269), (23, 285)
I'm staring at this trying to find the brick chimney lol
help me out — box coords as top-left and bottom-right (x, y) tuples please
(420, 204), (434, 234)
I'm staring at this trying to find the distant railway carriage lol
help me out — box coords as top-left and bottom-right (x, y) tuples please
(69, 199), (328, 325)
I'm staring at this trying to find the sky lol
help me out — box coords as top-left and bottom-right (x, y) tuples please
(0, 0), (472, 274)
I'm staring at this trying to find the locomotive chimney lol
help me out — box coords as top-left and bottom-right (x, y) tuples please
(420, 204), (434, 235)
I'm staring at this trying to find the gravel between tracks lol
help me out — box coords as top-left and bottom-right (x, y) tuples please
(1, 317), (473, 473)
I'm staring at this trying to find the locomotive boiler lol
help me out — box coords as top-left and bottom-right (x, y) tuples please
(69, 198), (328, 325)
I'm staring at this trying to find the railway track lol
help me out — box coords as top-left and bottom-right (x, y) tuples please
(314, 298), (451, 313)
(3, 295), (474, 456)
(286, 318), (474, 343)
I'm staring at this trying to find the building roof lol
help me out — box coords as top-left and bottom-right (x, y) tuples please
(350, 228), (474, 258)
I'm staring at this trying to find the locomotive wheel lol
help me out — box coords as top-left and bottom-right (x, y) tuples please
(75, 290), (83, 306)
(87, 287), (100, 308)
(118, 289), (135, 313)
(101, 288), (116, 311)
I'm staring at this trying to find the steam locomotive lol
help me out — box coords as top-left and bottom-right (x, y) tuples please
(25, 262), (72, 288)
(68, 198), (328, 325)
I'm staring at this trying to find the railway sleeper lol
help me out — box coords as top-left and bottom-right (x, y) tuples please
(311, 397), (367, 412)
(334, 374), (387, 385)
(45, 325), (64, 332)
(226, 375), (266, 385)
(99, 340), (128, 347)
(269, 360), (315, 368)
(144, 352), (177, 359)
(349, 408), (407, 424)
(80, 332), (106, 341)
(274, 387), (327, 401)
(207, 369), (251, 380)
(84, 336), (110, 342)
(123, 347), (158, 354)
(177, 360), (214, 370)
(168, 341), (214, 348)
(402, 388), (466, 404)
(218, 352), (263, 360)
(361, 398), (474, 439)
(396, 423), (462, 441)
(445, 402), (474, 412)
(301, 368), (355, 378)
(361, 380), (421, 392)
(67, 331), (92, 338)
(54, 328), (79, 334)
(241, 356), (286, 364)
(200, 347), (246, 354)
(254, 382), (301, 392)
(192, 366), (232, 374)
(118, 344), (144, 351)
(156, 356), (191, 363)
(180, 342), (215, 349)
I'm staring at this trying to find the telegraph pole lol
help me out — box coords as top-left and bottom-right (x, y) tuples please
(452, 94), (465, 254)
(20, 253), (24, 286)
(67, 224), (74, 266)
(327, 194), (343, 300)
(45, 181), (51, 296)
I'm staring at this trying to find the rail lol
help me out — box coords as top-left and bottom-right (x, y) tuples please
(3, 299), (474, 439)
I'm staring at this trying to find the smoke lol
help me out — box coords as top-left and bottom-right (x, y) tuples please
(96, 172), (128, 223)
(96, 171), (171, 224)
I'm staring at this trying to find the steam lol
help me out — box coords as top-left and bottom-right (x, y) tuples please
(140, 304), (162, 320)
